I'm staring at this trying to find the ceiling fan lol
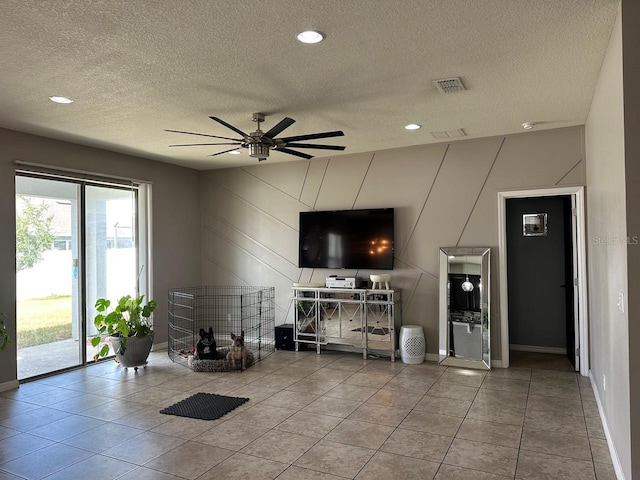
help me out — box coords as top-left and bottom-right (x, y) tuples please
(166, 112), (346, 162)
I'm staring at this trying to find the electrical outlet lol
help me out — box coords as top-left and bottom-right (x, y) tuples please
(603, 374), (606, 392)
(617, 291), (625, 313)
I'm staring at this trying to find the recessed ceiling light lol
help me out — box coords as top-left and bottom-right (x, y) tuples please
(296, 31), (324, 44)
(49, 96), (74, 104)
(229, 150), (241, 155)
(522, 122), (535, 130)
(404, 124), (421, 130)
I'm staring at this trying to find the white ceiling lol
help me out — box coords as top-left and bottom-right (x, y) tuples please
(0, 0), (619, 170)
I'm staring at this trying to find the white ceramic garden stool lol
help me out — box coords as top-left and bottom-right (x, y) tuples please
(399, 325), (426, 364)
(370, 274), (390, 290)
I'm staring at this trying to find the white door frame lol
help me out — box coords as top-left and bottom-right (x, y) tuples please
(497, 186), (589, 376)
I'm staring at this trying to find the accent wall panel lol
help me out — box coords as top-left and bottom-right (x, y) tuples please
(202, 214), (300, 282)
(313, 152), (373, 210)
(199, 126), (586, 359)
(401, 273), (439, 355)
(459, 127), (584, 247)
(243, 161), (309, 200)
(402, 136), (501, 275)
(300, 157), (329, 207)
(558, 161), (584, 185)
(202, 168), (301, 229)
(201, 178), (299, 263)
(202, 228), (295, 322)
(354, 143), (447, 254)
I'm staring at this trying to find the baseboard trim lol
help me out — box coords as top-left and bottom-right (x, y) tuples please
(510, 344), (567, 355)
(589, 370), (626, 480)
(0, 380), (19, 393)
(423, 353), (503, 368)
(152, 341), (168, 351)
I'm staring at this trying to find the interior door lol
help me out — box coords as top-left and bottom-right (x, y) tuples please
(506, 195), (577, 370)
(569, 195), (580, 369)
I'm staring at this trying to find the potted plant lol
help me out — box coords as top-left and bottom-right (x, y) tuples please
(0, 312), (11, 352)
(91, 295), (158, 370)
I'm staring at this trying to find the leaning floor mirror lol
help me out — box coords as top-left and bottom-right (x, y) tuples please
(438, 247), (491, 370)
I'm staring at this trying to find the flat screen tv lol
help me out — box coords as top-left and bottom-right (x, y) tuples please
(298, 208), (394, 270)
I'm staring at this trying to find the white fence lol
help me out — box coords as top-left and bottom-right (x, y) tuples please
(17, 249), (136, 300)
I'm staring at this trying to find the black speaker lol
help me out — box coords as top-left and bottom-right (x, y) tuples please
(275, 324), (295, 351)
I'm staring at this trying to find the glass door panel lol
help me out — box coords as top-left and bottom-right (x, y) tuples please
(85, 186), (138, 362)
(15, 177), (81, 379)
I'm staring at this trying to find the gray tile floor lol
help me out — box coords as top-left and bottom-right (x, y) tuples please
(0, 349), (615, 480)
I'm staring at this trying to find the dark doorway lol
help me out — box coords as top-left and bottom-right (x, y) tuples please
(506, 196), (576, 369)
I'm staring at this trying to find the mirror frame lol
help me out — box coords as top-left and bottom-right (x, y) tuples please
(438, 247), (491, 370)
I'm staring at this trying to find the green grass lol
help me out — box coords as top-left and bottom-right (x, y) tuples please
(16, 295), (73, 348)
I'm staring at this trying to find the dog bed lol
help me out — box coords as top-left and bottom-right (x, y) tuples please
(191, 347), (255, 372)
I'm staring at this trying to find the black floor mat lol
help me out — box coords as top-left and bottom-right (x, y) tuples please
(160, 392), (249, 420)
(351, 326), (390, 335)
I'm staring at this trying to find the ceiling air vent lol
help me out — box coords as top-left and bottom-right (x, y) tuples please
(434, 77), (466, 94)
(430, 129), (466, 139)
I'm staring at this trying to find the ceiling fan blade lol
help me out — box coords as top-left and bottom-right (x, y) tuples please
(263, 117), (295, 139)
(169, 142), (242, 147)
(279, 130), (344, 142)
(277, 148), (314, 160)
(165, 129), (241, 142)
(209, 116), (248, 138)
(208, 148), (243, 157)
(285, 143), (346, 151)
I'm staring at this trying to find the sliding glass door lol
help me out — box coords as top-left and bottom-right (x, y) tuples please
(15, 177), (81, 378)
(85, 185), (138, 363)
(16, 173), (147, 379)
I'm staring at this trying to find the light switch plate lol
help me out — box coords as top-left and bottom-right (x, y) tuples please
(617, 291), (625, 313)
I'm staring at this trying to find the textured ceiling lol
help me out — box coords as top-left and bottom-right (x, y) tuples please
(0, 0), (619, 170)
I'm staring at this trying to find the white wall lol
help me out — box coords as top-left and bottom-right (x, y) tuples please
(621, 1), (640, 477)
(200, 127), (585, 362)
(585, 4), (630, 477)
(0, 127), (202, 386)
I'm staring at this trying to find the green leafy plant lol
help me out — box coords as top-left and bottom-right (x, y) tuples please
(91, 295), (158, 361)
(16, 196), (56, 271)
(0, 312), (11, 352)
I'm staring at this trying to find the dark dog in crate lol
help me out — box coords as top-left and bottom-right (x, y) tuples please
(197, 327), (217, 360)
(226, 331), (247, 370)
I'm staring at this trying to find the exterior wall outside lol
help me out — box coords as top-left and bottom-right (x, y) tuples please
(0, 127), (201, 386)
(199, 126), (585, 364)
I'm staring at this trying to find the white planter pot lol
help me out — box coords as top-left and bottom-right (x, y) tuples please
(111, 333), (154, 369)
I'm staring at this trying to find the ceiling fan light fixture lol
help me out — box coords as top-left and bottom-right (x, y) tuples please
(49, 95), (74, 104)
(167, 113), (345, 162)
(229, 150), (241, 155)
(405, 124), (421, 130)
(296, 30), (324, 44)
(249, 142), (270, 159)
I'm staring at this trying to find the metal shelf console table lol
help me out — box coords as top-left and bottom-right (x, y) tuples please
(292, 286), (400, 361)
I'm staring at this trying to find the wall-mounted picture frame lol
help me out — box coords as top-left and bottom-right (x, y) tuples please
(522, 213), (548, 236)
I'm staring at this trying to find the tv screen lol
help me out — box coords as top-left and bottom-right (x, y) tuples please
(298, 208), (394, 270)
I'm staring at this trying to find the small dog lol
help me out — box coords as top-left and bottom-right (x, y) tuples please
(196, 327), (217, 360)
(226, 331), (247, 370)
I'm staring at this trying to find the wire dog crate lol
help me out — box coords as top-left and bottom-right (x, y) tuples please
(168, 286), (275, 370)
